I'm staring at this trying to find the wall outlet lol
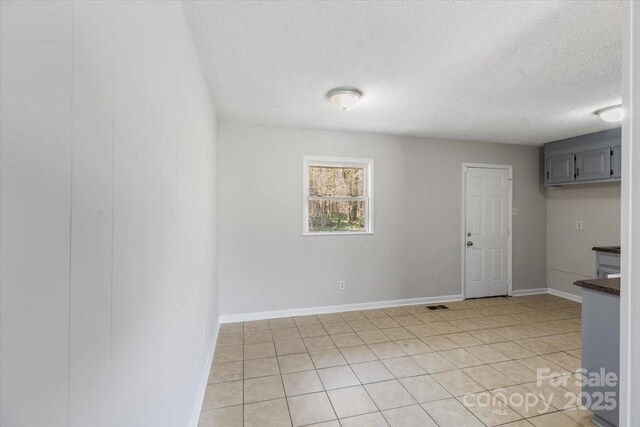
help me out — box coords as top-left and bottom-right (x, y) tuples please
(576, 220), (583, 230)
(338, 280), (346, 290)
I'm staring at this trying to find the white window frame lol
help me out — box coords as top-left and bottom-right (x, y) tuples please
(302, 156), (374, 236)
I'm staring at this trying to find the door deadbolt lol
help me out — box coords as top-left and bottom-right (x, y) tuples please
(467, 232), (471, 237)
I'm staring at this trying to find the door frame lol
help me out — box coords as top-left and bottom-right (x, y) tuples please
(461, 163), (513, 299)
(620, 1), (639, 424)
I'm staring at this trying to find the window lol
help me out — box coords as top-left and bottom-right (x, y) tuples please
(303, 156), (373, 235)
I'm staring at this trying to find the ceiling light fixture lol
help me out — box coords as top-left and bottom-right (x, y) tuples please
(595, 104), (623, 123)
(327, 87), (362, 111)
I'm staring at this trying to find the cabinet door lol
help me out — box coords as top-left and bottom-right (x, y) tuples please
(612, 146), (621, 179)
(576, 147), (611, 182)
(546, 154), (575, 185)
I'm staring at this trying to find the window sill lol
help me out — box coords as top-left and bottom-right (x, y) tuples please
(302, 231), (375, 236)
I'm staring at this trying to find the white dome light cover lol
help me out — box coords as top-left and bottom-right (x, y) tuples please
(595, 104), (623, 123)
(327, 87), (363, 111)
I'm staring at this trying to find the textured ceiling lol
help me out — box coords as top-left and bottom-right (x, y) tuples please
(182, 1), (621, 145)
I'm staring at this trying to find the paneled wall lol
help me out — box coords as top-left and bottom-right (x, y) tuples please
(0, 2), (219, 426)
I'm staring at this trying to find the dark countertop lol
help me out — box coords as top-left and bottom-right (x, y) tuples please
(574, 278), (620, 296)
(592, 246), (621, 254)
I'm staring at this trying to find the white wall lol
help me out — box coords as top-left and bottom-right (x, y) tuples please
(546, 184), (621, 296)
(218, 123), (546, 316)
(0, 2), (219, 426)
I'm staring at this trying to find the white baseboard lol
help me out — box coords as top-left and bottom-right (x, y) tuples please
(513, 287), (582, 303)
(220, 288), (583, 324)
(512, 288), (548, 297)
(219, 294), (464, 324)
(547, 287), (582, 303)
(189, 320), (220, 427)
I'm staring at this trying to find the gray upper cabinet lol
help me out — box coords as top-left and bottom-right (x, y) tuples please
(576, 147), (611, 182)
(546, 154), (575, 185)
(544, 128), (621, 187)
(612, 145), (622, 179)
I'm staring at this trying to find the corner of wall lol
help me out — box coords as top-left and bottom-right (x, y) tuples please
(188, 320), (220, 427)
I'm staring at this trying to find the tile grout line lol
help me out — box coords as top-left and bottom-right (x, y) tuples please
(274, 349), (295, 427)
(207, 360), (580, 416)
(294, 319), (337, 426)
(205, 295), (583, 425)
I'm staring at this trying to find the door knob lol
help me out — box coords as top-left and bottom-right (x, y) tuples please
(467, 241), (473, 247)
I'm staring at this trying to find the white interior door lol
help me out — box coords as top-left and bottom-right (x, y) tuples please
(464, 166), (511, 298)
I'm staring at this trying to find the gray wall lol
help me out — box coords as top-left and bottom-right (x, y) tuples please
(218, 123), (546, 316)
(546, 183), (621, 296)
(0, 2), (219, 426)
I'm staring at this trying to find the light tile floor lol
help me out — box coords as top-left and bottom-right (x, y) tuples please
(199, 294), (594, 427)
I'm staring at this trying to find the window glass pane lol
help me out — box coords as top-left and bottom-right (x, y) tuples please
(309, 166), (364, 197)
(308, 200), (366, 232)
